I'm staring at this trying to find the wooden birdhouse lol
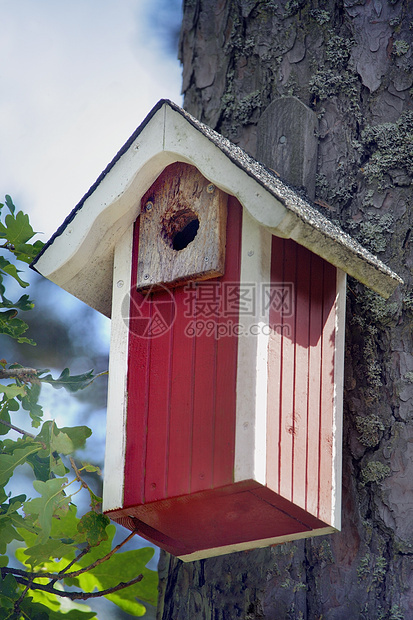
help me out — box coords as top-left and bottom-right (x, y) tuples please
(32, 100), (402, 561)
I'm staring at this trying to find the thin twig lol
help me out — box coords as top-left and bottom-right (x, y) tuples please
(2, 529), (139, 582)
(90, 370), (108, 382)
(11, 573), (144, 600)
(70, 456), (88, 489)
(0, 419), (35, 438)
(62, 528), (139, 578)
(48, 545), (91, 587)
(59, 545), (92, 576)
(0, 367), (38, 382)
(14, 580), (31, 611)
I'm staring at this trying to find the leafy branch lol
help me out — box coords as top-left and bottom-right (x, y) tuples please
(0, 196), (157, 619)
(2, 528), (144, 604)
(0, 364), (106, 392)
(2, 528), (139, 583)
(9, 571), (144, 601)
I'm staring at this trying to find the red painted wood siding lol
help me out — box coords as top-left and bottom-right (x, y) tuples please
(124, 195), (242, 508)
(266, 236), (337, 523)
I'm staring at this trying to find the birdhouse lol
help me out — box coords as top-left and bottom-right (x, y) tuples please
(32, 100), (401, 562)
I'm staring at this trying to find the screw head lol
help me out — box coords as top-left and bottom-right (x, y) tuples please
(144, 274), (149, 280)
(205, 257), (209, 263)
(248, 250), (254, 257)
(206, 184), (215, 194)
(145, 201), (153, 212)
(279, 135), (287, 144)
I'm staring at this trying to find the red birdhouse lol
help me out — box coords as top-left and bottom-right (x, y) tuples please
(33, 100), (401, 561)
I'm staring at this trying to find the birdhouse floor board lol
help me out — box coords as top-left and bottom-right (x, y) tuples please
(106, 480), (329, 560)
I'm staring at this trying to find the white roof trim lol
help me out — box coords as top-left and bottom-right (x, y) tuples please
(32, 100), (402, 315)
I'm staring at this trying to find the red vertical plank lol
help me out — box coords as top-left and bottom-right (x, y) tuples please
(318, 262), (336, 523)
(266, 236), (285, 493)
(124, 218), (151, 507)
(166, 287), (196, 498)
(292, 245), (311, 510)
(306, 253), (323, 517)
(190, 287), (218, 493)
(168, 198), (241, 496)
(213, 196), (242, 488)
(279, 240), (297, 502)
(144, 290), (174, 503)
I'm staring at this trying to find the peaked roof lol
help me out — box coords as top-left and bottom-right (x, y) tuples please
(32, 99), (402, 316)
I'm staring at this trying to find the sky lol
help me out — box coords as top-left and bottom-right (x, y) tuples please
(0, 0), (183, 238)
(1, 2), (183, 615)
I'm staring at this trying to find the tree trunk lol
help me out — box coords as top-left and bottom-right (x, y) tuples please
(158, 1), (413, 617)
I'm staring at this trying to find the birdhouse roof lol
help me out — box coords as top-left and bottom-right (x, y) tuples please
(31, 99), (402, 316)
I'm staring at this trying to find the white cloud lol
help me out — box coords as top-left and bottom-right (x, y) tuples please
(0, 0), (183, 237)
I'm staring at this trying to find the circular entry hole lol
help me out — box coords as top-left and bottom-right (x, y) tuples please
(162, 208), (200, 251)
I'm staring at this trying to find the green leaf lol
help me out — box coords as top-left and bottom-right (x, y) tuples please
(0, 405), (11, 436)
(0, 384), (26, 399)
(0, 518), (25, 554)
(7, 399), (20, 412)
(3, 211), (35, 245)
(21, 591), (97, 620)
(23, 478), (69, 543)
(0, 256), (29, 287)
(21, 594), (97, 620)
(5, 195), (15, 215)
(86, 488), (103, 512)
(38, 368), (96, 392)
(34, 421), (90, 478)
(0, 522), (26, 555)
(60, 425), (93, 451)
(81, 462), (102, 475)
(0, 573), (19, 611)
(18, 593), (95, 620)
(26, 452), (58, 481)
(0, 444), (42, 486)
(37, 421), (92, 457)
(0, 309), (16, 320)
(0, 293), (34, 311)
(21, 382), (43, 427)
(53, 426), (92, 455)
(17, 505), (80, 567)
(20, 537), (76, 568)
(13, 240), (45, 264)
(0, 496), (29, 551)
(0, 311), (34, 344)
(77, 512), (110, 547)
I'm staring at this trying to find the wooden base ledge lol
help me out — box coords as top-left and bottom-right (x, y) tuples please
(105, 480), (333, 562)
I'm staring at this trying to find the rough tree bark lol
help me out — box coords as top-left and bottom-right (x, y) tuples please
(157, 1), (413, 617)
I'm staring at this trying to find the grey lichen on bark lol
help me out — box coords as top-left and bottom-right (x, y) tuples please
(158, 1), (413, 617)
